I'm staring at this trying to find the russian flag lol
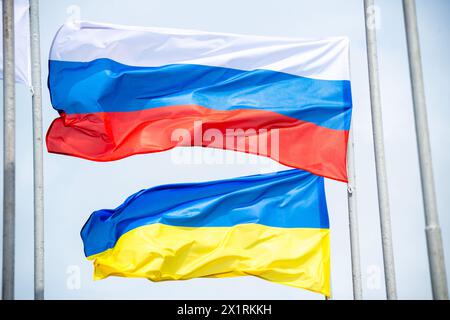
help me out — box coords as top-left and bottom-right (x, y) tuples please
(47, 21), (352, 181)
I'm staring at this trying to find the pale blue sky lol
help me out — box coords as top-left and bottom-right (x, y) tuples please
(1, 0), (449, 299)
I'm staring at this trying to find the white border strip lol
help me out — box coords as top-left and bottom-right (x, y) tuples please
(50, 20), (350, 80)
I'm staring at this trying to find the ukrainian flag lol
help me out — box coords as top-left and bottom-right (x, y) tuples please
(81, 169), (330, 296)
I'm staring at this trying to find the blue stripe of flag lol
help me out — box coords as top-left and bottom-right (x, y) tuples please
(81, 169), (329, 257)
(49, 59), (352, 130)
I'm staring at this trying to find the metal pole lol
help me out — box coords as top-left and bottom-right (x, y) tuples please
(402, 0), (448, 300)
(347, 129), (363, 300)
(29, 0), (45, 300)
(363, 0), (397, 299)
(2, 0), (16, 300)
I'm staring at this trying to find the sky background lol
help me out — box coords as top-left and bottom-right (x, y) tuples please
(0, 0), (449, 299)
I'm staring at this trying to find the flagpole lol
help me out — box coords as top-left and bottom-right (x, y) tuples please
(402, 0), (448, 300)
(2, 0), (16, 300)
(363, 0), (397, 299)
(347, 128), (363, 299)
(29, 0), (45, 300)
